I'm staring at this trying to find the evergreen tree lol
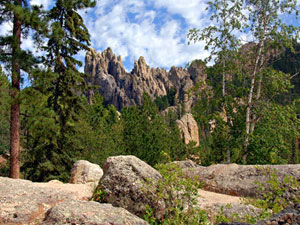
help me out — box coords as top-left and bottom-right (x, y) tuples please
(122, 93), (187, 166)
(0, 0), (46, 178)
(22, 0), (96, 181)
(0, 67), (10, 156)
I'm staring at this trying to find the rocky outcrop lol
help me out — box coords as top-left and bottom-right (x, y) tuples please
(84, 48), (206, 111)
(0, 176), (149, 225)
(184, 164), (300, 197)
(176, 113), (200, 146)
(43, 200), (149, 225)
(69, 160), (103, 184)
(0, 177), (95, 224)
(99, 155), (165, 219)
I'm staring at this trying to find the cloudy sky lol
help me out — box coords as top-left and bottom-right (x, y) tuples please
(78, 0), (211, 71)
(1, 0), (299, 74)
(1, 0), (212, 72)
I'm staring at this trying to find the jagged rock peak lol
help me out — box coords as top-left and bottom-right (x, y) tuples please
(133, 56), (151, 76)
(84, 48), (207, 111)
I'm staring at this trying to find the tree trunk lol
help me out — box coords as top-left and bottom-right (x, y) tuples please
(243, 41), (263, 163)
(10, 0), (22, 179)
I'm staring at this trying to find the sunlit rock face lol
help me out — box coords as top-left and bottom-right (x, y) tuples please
(84, 48), (206, 111)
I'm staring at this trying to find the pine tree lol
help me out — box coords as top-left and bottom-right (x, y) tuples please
(0, 0), (46, 178)
(0, 67), (10, 157)
(22, 0), (96, 181)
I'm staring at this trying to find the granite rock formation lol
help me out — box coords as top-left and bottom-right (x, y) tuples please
(0, 176), (149, 225)
(69, 160), (103, 185)
(184, 163), (300, 198)
(84, 48), (206, 111)
(0, 177), (95, 224)
(176, 113), (200, 146)
(43, 200), (149, 225)
(98, 155), (165, 219)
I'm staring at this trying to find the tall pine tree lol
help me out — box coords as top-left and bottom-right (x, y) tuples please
(22, 0), (96, 181)
(0, 0), (46, 178)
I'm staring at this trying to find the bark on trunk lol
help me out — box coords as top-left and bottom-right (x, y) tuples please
(244, 41), (264, 163)
(10, 0), (22, 179)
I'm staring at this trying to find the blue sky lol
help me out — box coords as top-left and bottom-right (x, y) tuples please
(0, 0), (299, 77)
(77, 0), (212, 71)
(0, 0), (211, 74)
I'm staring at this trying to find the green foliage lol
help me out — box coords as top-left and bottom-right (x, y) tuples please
(92, 186), (106, 203)
(144, 163), (209, 225)
(121, 93), (188, 166)
(188, 0), (300, 165)
(154, 88), (177, 111)
(0, 1), (47, 73)
(21, 0), (96, 181)
(240, 167), (300, 223)
(0, 68), (10, 155)
(254, 168), (300, 214)
(248, 103), (299, 164)
(213, 205), (231, 224)
(80, 95), (124, 167)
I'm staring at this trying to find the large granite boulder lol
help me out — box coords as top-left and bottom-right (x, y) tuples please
(43, 200), (149, 225)
(99, 155), (165, 219)
(176, 113), (200, 146)
(184, 164), (300, 197)
(0, 176), (149, 225)
(69, 160), (103, 184)
(0, 177), (95, 224)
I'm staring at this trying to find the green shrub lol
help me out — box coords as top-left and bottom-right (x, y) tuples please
(144, 162), (209, 225)
(243, 167), (300, 223)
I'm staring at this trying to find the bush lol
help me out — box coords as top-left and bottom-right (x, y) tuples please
(144, 162), (209, 225)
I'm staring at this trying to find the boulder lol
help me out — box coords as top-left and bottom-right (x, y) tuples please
(99, 155), (165, 219)
(176, 113), (200, 146)
(0, 177), (95, 224)
(43, 200), (149, 225)
(172, 160), (199, 169)
(69, 160), (103, 184)
(184, 164), (300, 197)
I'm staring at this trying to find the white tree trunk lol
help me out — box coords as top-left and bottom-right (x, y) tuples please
(244, 40), (264, 162)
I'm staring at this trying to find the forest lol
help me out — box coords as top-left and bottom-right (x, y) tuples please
(0, 0), (300, 183)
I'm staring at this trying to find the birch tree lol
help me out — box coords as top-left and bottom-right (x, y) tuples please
(243, 0), (299, 162)
(188, 0), (246, 163)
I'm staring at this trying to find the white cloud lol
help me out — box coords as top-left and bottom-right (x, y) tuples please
(80, 0), (210, 71)
(0, 22), (12, 36)
(150, 0), (209, 27)
(30, 0), (52, 9)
